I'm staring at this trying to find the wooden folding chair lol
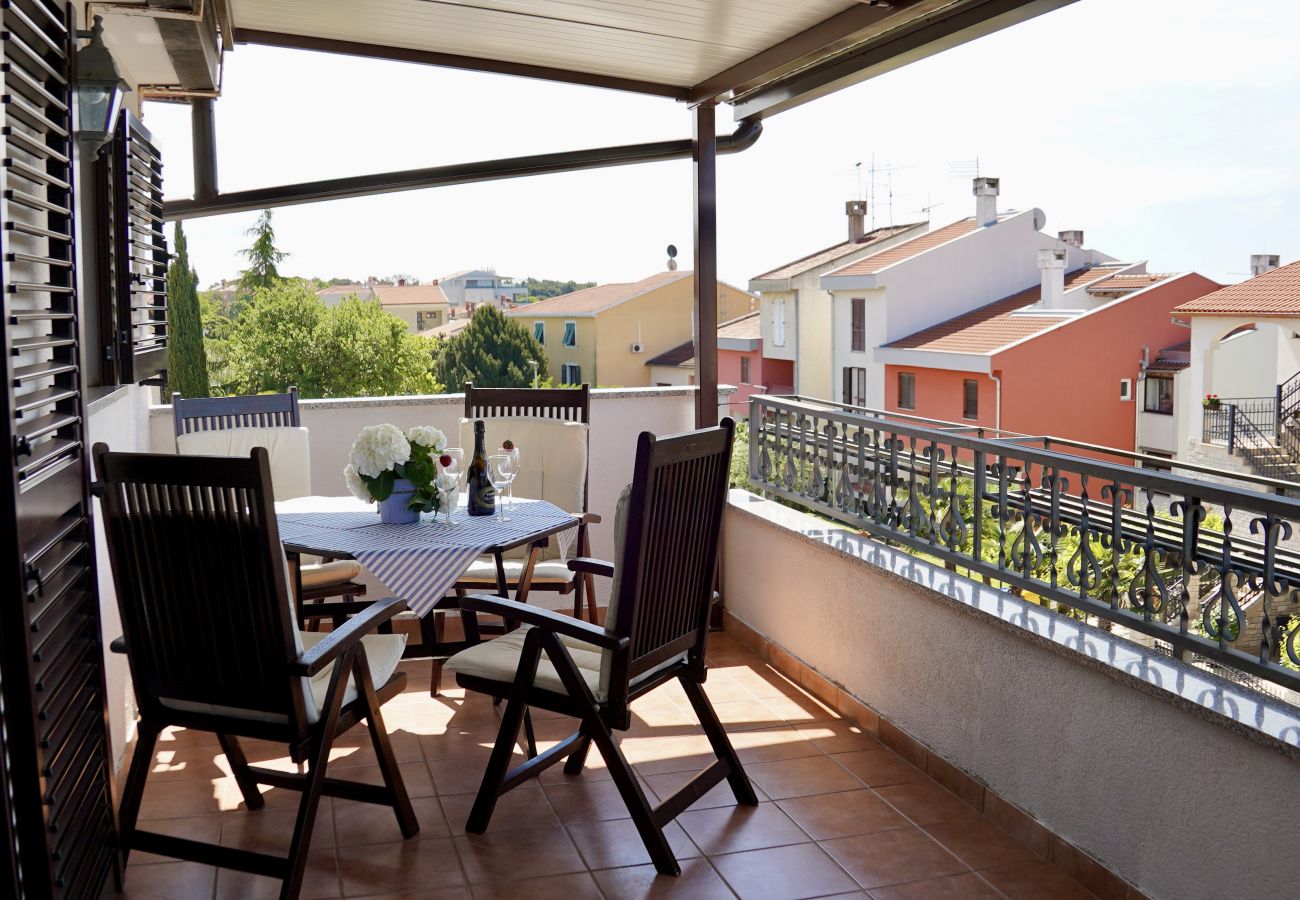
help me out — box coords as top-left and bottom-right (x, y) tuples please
(172, 386), (368, 624)
(93, 444), (418, 900)
(445, 417), (757, 875)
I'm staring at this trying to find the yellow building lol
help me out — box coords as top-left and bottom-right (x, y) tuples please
(373, 282), (451, 332)
(507, 271), (758, 387)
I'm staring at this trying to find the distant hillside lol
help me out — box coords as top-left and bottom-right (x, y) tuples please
(523, 277), (595, 303)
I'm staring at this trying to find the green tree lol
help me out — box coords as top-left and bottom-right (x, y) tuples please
(237, 209), (287, 294)
(224, 282), (440, 398)
(433, 304), (546, 389)
(165, 222), (210, 398)
(524, 277), (595, 303)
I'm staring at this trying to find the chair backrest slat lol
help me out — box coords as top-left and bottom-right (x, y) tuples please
(463, 382), (590, 425)
(93, 445), (309, 732)
(173, 387), (302, 438)
(611, 419), (734, 694)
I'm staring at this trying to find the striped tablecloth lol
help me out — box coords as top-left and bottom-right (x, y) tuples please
(276, 496), (578, 617)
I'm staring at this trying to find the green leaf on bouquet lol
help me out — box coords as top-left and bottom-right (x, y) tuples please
(367, 469), (396, 501)
(401, 455), (435, 489)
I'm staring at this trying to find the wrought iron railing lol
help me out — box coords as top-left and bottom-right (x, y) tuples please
(747, 394), (1300, 692)
(1278, 370), (1300, 425)
(1233, 412), (1300, 484)
(1203, 404), (1234, 446)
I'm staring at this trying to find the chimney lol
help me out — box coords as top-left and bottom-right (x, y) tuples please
(1058, 230), (1084, 248)
(973, 177), (1000, 226)
(1251, 254), (1280, 277)
(1038, 248), (1067, 309)
(398, 277), (407, 286)
(845, 200), (868, 242)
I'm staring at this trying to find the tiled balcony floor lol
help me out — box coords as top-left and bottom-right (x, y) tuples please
(117, 632), (1096, 899)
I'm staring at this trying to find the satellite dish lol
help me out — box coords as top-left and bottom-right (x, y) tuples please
(667, 244), (678, 259)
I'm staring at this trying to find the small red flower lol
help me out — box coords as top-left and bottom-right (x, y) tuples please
(439, 454), (452, 467)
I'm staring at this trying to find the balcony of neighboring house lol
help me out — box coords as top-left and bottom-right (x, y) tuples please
(75, 386), (1300, 899)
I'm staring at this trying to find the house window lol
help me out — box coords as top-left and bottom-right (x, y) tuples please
(533, 321), (545, 343)
(850, 297), (866, 352)
(740, 356), (751, 384)
(1144, 374), (1174, 414)
(772, 299), (787, 347)
(898, 372), (916, 410)
(1120, 378), (1133, 401)
(963, 379), (979, 420)
(561, 363), (582, 385)
(562, 321), (577, 347)
(842, 367), (867, 407)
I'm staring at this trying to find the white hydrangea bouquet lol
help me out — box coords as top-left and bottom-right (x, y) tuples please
(344, 424), (449, 523)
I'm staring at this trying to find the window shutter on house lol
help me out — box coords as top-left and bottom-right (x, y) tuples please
(0, 2), (118, 896)
(97, 111), (167, 385)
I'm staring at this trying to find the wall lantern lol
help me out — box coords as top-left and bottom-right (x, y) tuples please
(75, 16), (130, 150)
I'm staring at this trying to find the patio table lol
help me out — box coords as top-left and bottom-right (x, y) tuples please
(275, 495), (579, 659)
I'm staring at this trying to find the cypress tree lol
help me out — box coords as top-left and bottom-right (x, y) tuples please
(166, 222), (210, 398)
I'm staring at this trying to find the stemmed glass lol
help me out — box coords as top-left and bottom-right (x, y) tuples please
(488, 453), (517, 522)
(437, 448), (465, 526)
(503, 443), (520, 513)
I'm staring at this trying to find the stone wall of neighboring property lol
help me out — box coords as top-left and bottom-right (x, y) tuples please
(722, 490), (1300, 900)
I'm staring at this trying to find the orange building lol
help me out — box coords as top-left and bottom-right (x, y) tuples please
(877, 263), (1220, 453)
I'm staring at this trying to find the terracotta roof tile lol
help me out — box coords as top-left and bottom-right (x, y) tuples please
(1146, 358), (1189, 372)
(752, 223), (924, 282)
(506, 271), (692, 316)
(827, 218), (983, 277)
(1086, 273), (1170, 294)
(373, 283), (449, 306)
(718, 311), (760, 340)
(1173, 260), (1298, 315)
(646, 341), (695, 367)
(885, 267), (1149, 354)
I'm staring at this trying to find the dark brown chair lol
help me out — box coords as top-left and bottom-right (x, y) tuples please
(444, 418), (757, 875)
(172, 386), (367, 622)
(93, 444), (417, 900)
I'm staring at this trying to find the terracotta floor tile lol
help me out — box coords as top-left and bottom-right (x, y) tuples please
(866, 872), (1003, 900)
(923, 819), (1038, 871)
(427, 754), (521, 796)
(214, 847), (340, 899)
(138, 776), (229, 819)
(592, 857), (736, 899)
(776, 790), (909, 841)
(875, 783), (980, 827)
(333, 796), (449, 848)
(419, 723), (514, 762)
(336, 836), (465, 896)
(794, 721), (882, 755)
(700, 671), (764, 704)
(745, 754), (864, 800)
(119, 860), (217, 899)
(730, 727), (824, 764)
(626, 734), (718, 775)
(453, 824), (586, 884)
(832, 749), (926, 788)
(543, 775), (656, 824)
(146, 742), (235, 782)
(468, 871), (603, 899)
(438, 782), (558, 836)
(980, 862), (1099, 900)
(221, 806), (335, 852)
(643, 770), (768, 812)
(328, 760), (436, 799)
(700, 699), (789, 731)
(678, 801), (809, 855)
(711, 842), (859, 900)
(349, 891), (471, 900)
(566, 818), (699, 870)
(759, 690), (839, 724)
(821, 827), (967, 890)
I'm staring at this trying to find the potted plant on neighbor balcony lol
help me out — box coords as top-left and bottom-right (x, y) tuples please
(1203, 394), (1221, 410)
(343, 424), (452, 524)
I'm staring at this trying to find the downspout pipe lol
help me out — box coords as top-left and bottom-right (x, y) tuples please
(990, 370), (1002, 434)
(164, 117), (763, 220)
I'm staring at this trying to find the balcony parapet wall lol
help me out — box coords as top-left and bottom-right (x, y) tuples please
(723, 489), (1300, 899)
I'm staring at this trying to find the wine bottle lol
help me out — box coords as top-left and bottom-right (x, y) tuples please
(466, 419), (496, 516)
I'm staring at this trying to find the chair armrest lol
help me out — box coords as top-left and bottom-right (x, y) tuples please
(577, 512), (602, 526)
(110, 636), (127, 654)
(458, 594), (627, 652)
(567, 557), (614, 579)
(292, 597), (407, 676)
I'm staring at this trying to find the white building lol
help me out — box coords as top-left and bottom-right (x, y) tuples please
(439, 269), (528, 309)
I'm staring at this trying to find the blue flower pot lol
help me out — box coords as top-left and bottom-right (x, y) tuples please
(378, 478), (420, 524)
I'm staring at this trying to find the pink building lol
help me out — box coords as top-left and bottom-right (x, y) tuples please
(646, 312), (794, 415)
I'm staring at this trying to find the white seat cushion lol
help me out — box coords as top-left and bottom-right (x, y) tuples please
(301, 630), (407, 723)
(177, 426), (312, 502)
(458, 557), (573, 585)
(459, 417), (586, 560)
(301, 559), (363, 589)
(445, 626), (604, 698)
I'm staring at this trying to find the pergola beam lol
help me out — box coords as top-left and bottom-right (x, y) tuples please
(233, 29), (689, 100)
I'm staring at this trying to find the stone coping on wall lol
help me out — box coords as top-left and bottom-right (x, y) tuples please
(726, 489), (1300, 763)
(148, 384), (738, 415)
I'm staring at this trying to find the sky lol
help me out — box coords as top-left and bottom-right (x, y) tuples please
(143, 0), (1300, 292)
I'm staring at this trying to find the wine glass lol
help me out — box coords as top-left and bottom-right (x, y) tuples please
(488, 453), (517, 522)
(435, 472), (459, 526)
(441, 447), (465, 480)
(502, 443), (520, 510)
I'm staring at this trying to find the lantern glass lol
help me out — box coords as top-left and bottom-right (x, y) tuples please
(77, 80), (123, 145)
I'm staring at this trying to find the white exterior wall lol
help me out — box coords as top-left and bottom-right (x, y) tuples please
(723, 492), (1300, 900)
(759, 290), (796, 362)
(826, 211), (1109, 411)
(1184, 315), (1300, 448)
(1212, 326), (1281, 399)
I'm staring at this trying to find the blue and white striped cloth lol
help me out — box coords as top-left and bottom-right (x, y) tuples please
(276, 496), (578, 617)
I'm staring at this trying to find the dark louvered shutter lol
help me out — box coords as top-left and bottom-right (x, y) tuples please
(0, 2), (119, 897)
(97, 110), (166, 385)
